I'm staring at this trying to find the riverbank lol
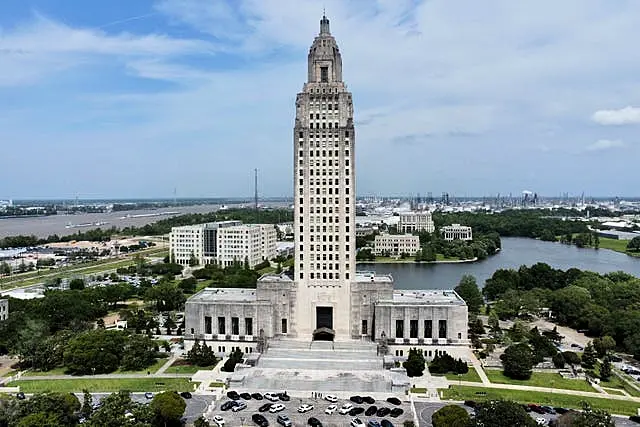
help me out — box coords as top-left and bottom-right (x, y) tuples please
(357, 256), (478, 265)
(552, 235), (640, 258)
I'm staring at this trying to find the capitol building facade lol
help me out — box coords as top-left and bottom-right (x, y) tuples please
(185, 16), (469, 359)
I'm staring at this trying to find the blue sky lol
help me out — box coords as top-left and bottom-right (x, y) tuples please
(1, 0), (639, 199)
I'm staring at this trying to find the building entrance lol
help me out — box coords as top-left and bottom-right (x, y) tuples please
(313, 306), (334, 341)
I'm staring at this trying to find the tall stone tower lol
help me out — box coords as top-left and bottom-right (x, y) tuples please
(293, 15), (356, 341)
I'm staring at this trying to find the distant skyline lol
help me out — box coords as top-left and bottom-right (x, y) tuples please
(1, 0), (639, 199)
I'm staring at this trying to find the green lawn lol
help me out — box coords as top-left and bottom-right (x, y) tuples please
(435, 254), (462, 261)
(441, 385), (640, 416)
(433, 368), (482, 383)
(164, 361), (216, 374)
(611, 371), (640, 397)
(8, 378), (194, 393)
(485, 369), (594, 392)
(24, 367), (69, 377)
(603, 388), (626, 396)
(23, 358), (168, 377)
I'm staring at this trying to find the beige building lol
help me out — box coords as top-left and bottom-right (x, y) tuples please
(184, 15), (468, 355)
(0, 299), (7, 321)
(398, 211), (434, 233)
(441, 224), (473, 241)
(373, 233), (420, 256)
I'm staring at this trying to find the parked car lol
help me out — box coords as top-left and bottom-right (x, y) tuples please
(325, 405), (338, 415)
(308, 417), (323, 427)
(144, 392), (153, 399)
(213, 415), (225, 426)
(349, 407), (365, 416)
(377, 407), (391, 417)
(269, 404), (286, 413)
(389, 408), (403, 417)
(221, 401), (238, 411)
(381, 420), (394, 427)
(350, 419), (365, 427)
(363, 396), (375, 404)
(277, 414), (292, 427)
(16, 392), (26, 400)
(252, 413), (269, 427)
(464, 400), (477, 408)
(227, 391), (241, 400)
(232, 401), (248, 412)
(365, 406), (378, 416)
(368, 421), (382, 427)
(350, 396), (364, 404)
(252, 393), (264, 400)
(259, 403), (273, 412)
(339, 403), (354, 415)
(278, 392), (291, 401)
(298, 404), (314, 413)
(265, 392), (279, 402)
(180, 392), (192, 399)
(554, 407), (569, 414)
(629, 415), (640, 424)
(541, 406), (555, 414)
(386, 397), (401, 406)
(325, 395), (338, 403)
(240, 392), (252, 400)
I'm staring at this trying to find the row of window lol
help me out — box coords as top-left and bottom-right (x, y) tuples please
(299, 150), (350, 158)
(205, 316), (253, 336)
(299, 168), (349, 177)
(299, 202), (349, 214)
(301, 252), (348, 261)
(301, 272), (349, 280)
(298, 130), (350, 138)
(395, 319), (447, 339)
(300, 188), (350, 198)
(216, 346), (253, 354)
(300, 244), (350, 252)
(303, 262), (349, 270)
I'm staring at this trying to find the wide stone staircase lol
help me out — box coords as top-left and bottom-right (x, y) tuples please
(240, 339), (406, 393)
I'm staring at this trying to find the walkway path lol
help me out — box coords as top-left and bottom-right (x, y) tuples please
(156, 354), (178, 375)
(467, 352), (490, 385)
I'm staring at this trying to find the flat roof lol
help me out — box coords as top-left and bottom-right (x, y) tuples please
(355, 271), (394, 283)
(188, 288), (257, 303)
(388, 289), (465, 305)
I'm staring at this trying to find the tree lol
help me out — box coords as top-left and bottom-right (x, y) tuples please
(144, 282), (186, 312)
(593, 336), (615, 358)
(582, 342), (597, 369)
(501, 343), (534, 380)
(18, 392), (81, 427)
(222, 348), (244, 372)
(627, 236), (640, 252)
(560, 403), (615, 427)
(63, 329), (126, 375)
(80, 389), (93, 420)
(454, 275), (483, 313)
(0, 261), (11, 275)
(403, 348), (426, 377)
(177, 278), (196, 294)
(87, 391), (153, 427)
(562, 351), (581, 366)
(552, 352), (566, 368)
(187, 339), (218, 367)
(120, 334), (157, 371)
(69, 278), (85, 290)
(151, 391), (186, 427)
(473, 400), (537, 427)
(194, 416), (211, 427)
(599, 356), (612, 381)
(432, 404), (471, 427)
(188, 253), (199, 267)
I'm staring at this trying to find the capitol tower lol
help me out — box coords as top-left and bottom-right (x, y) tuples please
(292, 14), (356, 340)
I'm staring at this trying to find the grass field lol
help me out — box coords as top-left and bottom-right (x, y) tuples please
(603, 388), (626, 396)
(611, 371), (640, 397)
(24, 358), (168, 377)
(164, 360), (217, 374)
(434, 368), (482, 383)
(8, 378), (193, 393)
(441, 385), (640, 416)
(485, 369), (594, 392)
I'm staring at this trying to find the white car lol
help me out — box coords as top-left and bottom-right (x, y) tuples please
(325, 395), (338, 403)
(325, 404), (338, 415)
(350, 418), (365, 427)
(269, 403), (286, 413)
(298, 404), (314, 413)
(536, 418), (546, 426)
(265, 392), (279, 402)
(339, 403), (354, 415)
(213, 415), (225, 427)
(232, 401), (247, 412)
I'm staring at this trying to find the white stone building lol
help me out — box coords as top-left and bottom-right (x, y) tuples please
(169, 221), (241, 266)
(184, 15), (468, 356)
(0, 299), (7, 321)
(441, 224), (473, 241)
(398, 211), (435, 233)
(373, 233), (420, 256)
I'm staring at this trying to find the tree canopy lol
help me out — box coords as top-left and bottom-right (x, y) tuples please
(432, 405), (471, 427)
(454, 275), (483, 313)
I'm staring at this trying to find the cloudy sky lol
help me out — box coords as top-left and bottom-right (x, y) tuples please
(1, 0), (639, 199)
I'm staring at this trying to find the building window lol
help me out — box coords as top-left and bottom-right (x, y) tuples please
(361, 319), (368, 335)
(232, 317), (239, 335)
(424, 320), (432, 338)
(245, 318), (253, 336)
(395, 319), (404, 338)
(439, 320), (447, 339)
(204, 316), (212, 334)
(320, 66), (328, 82)
(218, 317), (226, 335)
(410, 320), (418, 338)
(282, 318), (288, 334)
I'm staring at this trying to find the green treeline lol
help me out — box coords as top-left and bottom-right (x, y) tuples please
(484, 263), (640, 357)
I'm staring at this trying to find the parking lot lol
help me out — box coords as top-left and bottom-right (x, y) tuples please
(210, 392), (413, 427)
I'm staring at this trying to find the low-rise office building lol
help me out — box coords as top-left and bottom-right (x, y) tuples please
(169, 221), (241, 266)
(441, 224), (473, 241)
(373, 233), (420, 256)
(398, 211), (435, 233)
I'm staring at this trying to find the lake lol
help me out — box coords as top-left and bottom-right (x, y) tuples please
(357, 237), (640, 289)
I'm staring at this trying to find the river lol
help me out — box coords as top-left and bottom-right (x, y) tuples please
(357, 237), (640, 289)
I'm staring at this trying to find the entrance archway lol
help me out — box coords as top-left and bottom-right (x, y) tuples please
(313, 326), (335, 341)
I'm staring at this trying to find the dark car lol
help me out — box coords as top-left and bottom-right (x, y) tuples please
(386, 397), (401, 406)
(350, 395), (364, 404)
(349, 407), (365, 416)
(252, 413), (269, 427)
(367, 421), (381, 427)
(365, 406), (378, 416)
(227, 391), (241, 400)
(259, 403), (273, 412)
(389, 408), (403, 417)
(221, 401), (238, 411)
(308, 417), (323, 427)
(252, 393), (264, 400)
(363, 396), (375, 404)
(16, 392), (26, 400)
(554, 407), (569, 414)
(180, 392), (192, 399)
(528, 404), (545, 415)
(541, 406), (555, 414)
(464, 400), (477, 408)
(377, 407), (391, 417)
(381, 420), (394, 427)
(241, 392), (252, 400)
(629, 415), (640, 424)
(278, 392), (291, 402)
(522, 404), (531, 412)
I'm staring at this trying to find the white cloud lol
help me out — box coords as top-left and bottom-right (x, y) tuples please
(591, 106), (640, 125)
(586, 139), (625, 151)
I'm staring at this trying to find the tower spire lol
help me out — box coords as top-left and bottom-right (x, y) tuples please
(320, 12), (330, 35)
